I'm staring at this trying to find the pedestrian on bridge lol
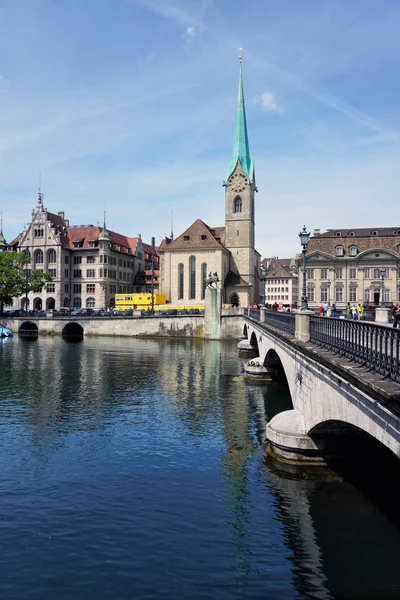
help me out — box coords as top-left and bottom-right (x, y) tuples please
(331, 304), (336, 317)
(393, 304), (400, 328)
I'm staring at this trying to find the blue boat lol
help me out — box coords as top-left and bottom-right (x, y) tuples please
(0, 327), (13, 337)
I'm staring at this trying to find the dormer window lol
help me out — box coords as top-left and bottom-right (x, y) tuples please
(336, 245), (344, 257)
(348, 231), (355, 237)
(184, 235), (190, 241)
(370, 230), (378, 236)
(349, 245), (358, 256)
(335, 231), (341, 237)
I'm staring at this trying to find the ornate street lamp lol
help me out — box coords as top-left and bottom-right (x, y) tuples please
(299, 226), (310, 311)
(379, 267), (386, 308)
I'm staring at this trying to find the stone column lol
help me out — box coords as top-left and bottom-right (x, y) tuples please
(260, 307), (266, 323)
(204, 284), (222, 339)
(294, 309), (313, 343)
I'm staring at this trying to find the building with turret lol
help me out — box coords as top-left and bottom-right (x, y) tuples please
(159, 59), (262, 307)
(2, 195), (149, 311)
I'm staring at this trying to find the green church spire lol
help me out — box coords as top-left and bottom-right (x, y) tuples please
(226, 56), (254, 182)
(99, 211), (111, 242)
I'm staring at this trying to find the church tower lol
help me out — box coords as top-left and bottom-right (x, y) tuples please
(224, 56), (258, 304)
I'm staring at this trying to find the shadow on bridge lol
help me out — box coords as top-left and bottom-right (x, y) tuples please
(62, 322), (84, 342)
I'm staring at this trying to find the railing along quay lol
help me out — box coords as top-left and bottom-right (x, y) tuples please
(310, 316), (400, 383)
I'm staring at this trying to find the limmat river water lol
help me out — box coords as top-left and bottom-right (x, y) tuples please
(0, 336), (400, 600)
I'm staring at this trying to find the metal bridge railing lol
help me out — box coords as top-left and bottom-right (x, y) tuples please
(263, 311), (296, 335)
(310, 316), (400, 383)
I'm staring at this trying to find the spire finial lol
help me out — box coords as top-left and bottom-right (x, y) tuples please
(236, 47), (243, 63)
(170, 207), (174, 240)
(37, 172), (44, 206)
(103, 210), (107, 229)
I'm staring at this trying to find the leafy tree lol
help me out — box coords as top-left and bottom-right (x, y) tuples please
(0, 252), (52, 313)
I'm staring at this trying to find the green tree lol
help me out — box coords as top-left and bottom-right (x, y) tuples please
(0, 252), (52, 313)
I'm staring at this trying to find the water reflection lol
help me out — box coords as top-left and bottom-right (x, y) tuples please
(0, 337), (399, 599)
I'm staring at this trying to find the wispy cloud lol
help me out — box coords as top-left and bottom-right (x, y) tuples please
(254, 92), (283, 115)
(184, 26), (196, 41)
(134, 0), (201, 29)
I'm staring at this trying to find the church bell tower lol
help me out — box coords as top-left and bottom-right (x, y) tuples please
(224, 54), (257, 302)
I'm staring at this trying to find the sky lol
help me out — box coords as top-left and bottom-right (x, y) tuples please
(0, 0), (400, 258)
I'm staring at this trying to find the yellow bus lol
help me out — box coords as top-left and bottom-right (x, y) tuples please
(115, 293), (167, 311)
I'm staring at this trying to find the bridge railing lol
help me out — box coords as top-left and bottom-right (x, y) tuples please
(310, 316), (400, 383)
(263, 311), (296, 335)
(249, 308), (260, 321)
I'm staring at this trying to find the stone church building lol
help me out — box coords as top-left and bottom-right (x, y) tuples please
(159, 61), (262, 307)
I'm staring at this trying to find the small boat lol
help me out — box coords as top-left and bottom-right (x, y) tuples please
(0, 327), (13, 338)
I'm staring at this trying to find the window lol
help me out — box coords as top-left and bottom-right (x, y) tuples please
(335, 287), (343, 302)
(65, 269), (69, 278)
(73, 242), (82, 249)
(86, 284), (96, 294)
(189, 256), (196, 299)
(48, 269), (56, 278)
(348, 231), (355, 237)
(34, 249), (43, 265)
(349, 287), (357, 302)
(201, 235), (207, 240)
(178, 263), (184, 300)
(65, 256), (69, 264)
(65, 284), (69, 293)
(73, 270), (82, 278)
(73, 297), (82, 308)
(183, 236), (190, 241)
(307, 288), (315, 302)
(87, 256), (96, 264)
(335, 246), (344, 257)
(364, 289), (370, 302)
(335, 268), (343, 279)
(307, 269), (314, 280)
(370, 230), (378, 236)
(349, 268), (357, 279)
(48, 249), (56, 263)
(234, 196), (242, 213)
(201, 263), (207, 300)
(349, 246), (358, 256)
(320, 287), (328, 302)
(34, 228), (44, 238)
(335, 232), (341, 237)
(384, 289), (390, 302)
(88, 241), (97, 248)
(87, 269), (96, 278)
(73, 284), (81, 294)
(373, 268), (389, 278)
(47, 284), (55, 293)
(74, 256), (82, 264)
(364, 268), (370, 279)
(320, 268), (328, 279)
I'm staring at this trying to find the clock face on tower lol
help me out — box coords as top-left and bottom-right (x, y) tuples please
(228, 173), (248, 193)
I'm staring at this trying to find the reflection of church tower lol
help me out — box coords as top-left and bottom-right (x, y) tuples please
(224, 55), (258, 305)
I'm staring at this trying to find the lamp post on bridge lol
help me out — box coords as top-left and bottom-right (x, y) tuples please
(24, 247), (30, 313)
(299, 226), (310, 311)
(380, 267), (386, 308)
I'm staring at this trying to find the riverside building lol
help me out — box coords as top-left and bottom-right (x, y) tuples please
(304, 227), (400, 310)
(2, 194), (149, 310)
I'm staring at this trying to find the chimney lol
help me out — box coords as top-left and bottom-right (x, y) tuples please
(313, 229), (320, 235)
(58, 211), (65, 219)
(64, 219), (69, 227)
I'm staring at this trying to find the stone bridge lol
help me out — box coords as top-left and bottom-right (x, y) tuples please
(240, 309), (400, 465)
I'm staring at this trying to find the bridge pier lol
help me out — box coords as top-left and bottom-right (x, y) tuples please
(244, 357), (271, 380)
(266, 410), (325, 465)
(237, 338), (257, 356)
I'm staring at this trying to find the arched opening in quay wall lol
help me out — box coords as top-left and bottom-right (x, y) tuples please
(308, 419), (400, 528)
(19, 321), (38, 340)
(62, 322), (84, 341)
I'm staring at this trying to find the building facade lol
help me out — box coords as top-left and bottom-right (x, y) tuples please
(304, 227), (400, 310)
(3, 194), (148, 310)
(159, 59), (262, 307)
(264, 264), (298, 308)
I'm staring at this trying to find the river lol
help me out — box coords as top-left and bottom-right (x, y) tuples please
(0, 336), (399, 599)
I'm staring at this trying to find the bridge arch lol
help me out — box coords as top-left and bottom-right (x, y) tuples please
(263, 348), (290, 387)
(243, 323), (248, 339)
(249, 331), (259, 353)
(62, 322), (84, 340)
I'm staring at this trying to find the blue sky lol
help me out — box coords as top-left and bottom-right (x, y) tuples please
(0, 0), (399, 258)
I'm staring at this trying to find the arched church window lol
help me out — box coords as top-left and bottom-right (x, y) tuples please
(48, 249), (56, 264)
(34, 249), (44, 265)
(178, 263), (184, 300)
(234, 196), (242, 214)
(189, 256), (196, 299)
(201, 263), (207, 299)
